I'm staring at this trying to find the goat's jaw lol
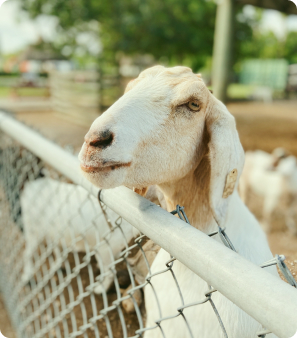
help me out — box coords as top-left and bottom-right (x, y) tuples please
(78, 137), (134, 188)
(80, 164), (128, 188)
(80, 162), (132, 174)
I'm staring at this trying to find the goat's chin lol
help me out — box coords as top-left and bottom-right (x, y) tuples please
(80, 168), (126, 189)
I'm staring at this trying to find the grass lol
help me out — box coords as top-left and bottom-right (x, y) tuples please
(0, 87), (10, 97)
(227, 84), (255, 100)
(0, 87), (49, 98)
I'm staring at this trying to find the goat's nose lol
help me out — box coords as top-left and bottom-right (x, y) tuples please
(85, 130), (114, 149)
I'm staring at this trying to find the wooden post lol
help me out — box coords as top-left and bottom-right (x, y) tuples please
(212, 0), (234, 102)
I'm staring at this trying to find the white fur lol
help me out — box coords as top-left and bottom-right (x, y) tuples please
(144, 192), (277, 338)
(78, 66), (280, 337)
(240, 150), (297, 234)
(21, 177), (139, 293)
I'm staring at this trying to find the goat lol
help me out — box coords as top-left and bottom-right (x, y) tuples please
(0, 145), (44, 231)
(21, 177), (140, 294)
(240, 148), (297, 235)
(21, 177), (164, 298)
(79, 66), (279, 337)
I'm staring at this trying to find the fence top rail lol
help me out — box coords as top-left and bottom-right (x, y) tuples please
(0, 111), (296, 338)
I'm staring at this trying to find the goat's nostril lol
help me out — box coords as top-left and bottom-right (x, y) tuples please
(89, 131), (114, 149)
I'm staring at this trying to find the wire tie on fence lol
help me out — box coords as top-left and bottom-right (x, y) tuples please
(217, 226), (237, 252)
(275, 254), (297, 288)
(172, 204), (236, 254)
(170, 205), (190, 224)
(260, 254), (297, 287)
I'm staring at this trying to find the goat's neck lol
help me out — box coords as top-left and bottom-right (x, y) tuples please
(157, 162), (214, 233)
(157, 124), (215, 232)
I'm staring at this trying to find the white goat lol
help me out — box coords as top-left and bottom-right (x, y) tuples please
(240, 149), (297, 235)
(79, 66), (279, 337)
(21, 177), (140, 294)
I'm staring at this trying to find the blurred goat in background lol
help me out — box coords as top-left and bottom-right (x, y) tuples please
(240, 148), (297, 235)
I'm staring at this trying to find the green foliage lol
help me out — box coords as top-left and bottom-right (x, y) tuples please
(236, 29), (297, 67)
(235, 9), (297, 65)
(284, 31), (297, 64)
(238, 31), (282, 59)
(21, 0), (217, 71)
(234, 7), (261, 63)
(21, 0), (297, 73)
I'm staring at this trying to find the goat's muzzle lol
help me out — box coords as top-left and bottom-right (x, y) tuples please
(84, 130), (114, 150)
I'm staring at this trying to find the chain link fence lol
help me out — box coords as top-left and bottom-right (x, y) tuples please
(0, 112), (297, 338)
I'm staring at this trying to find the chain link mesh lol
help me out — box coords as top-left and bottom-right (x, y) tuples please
(0, 129), (295, 338)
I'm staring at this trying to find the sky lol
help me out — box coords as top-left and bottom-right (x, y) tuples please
(0, 0), (297, 55)
(0, 1), (58, 54)
(243, 5), (297, 39)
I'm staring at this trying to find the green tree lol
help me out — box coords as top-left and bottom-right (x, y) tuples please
(284, 31), (297, 64)
(23, 0), (282, 74)
(239, 31), (283, 59)
(21, 0), (217, 71)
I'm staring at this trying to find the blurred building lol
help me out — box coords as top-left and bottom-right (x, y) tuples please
(3, 38), (73, 77)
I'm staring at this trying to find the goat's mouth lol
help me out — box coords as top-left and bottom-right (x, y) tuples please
(80, 162), (131, 173)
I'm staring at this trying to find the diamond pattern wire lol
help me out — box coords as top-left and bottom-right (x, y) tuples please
(0, 132), (295, 338)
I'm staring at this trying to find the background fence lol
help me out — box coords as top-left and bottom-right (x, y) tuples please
(49, 71), (101, 127)
(0, 111), (297, 338)
(49, 71), (123, 127)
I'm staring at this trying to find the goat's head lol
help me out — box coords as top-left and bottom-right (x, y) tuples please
(79, 66), (244, 225)
(271, 147), (290, 169)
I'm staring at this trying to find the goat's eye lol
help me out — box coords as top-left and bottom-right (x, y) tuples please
(187, 100), (201, 111)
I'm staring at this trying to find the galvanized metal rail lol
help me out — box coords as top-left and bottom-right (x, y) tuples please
(0, 111), (297, 338)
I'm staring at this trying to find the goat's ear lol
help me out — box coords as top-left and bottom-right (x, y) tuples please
(206, 102), (245, 226)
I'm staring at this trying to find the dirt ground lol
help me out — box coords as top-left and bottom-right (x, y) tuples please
(15, 111), (88, 152)
(0, 100), (297, 337)
(228, 100), (297, 156)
